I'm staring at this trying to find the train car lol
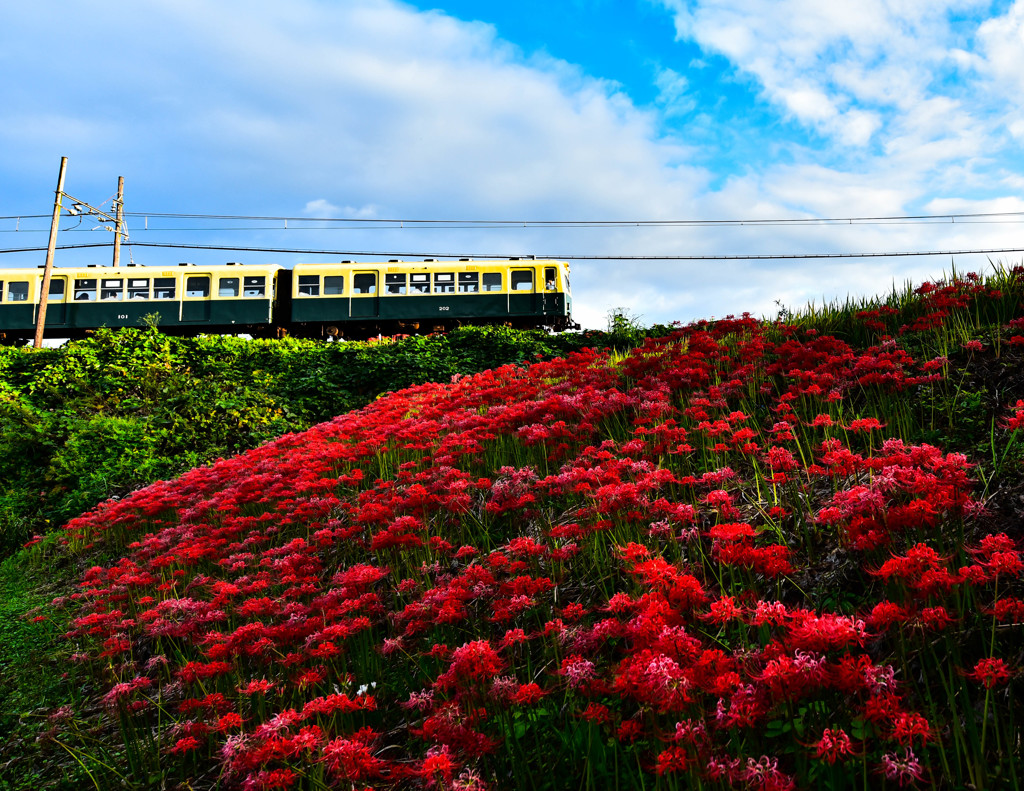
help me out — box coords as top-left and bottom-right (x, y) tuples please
(0, 258), (577, 343)
(287, 258), (576, 338)
(0, 262), (284, 342)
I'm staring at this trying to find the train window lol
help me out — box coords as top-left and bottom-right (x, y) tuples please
(128, 279), (150, 300)
(297, 275), (320, 297)
(153, 278), (176, 300)
(482, 273), (502, 292)
(0, 282), (3, 300)
(410, 273), (429, 294)
(218, 277), (239, 297)
(324, 276), (345, 295)
(545, 267), (557, 291)
(458, 273), (479, 293)
(385, 273), (406, 295)
(186, 276), (210, 298)
(434, 272), (456, 293)
(48, 279), (66, 301)
(7, 281), (28, 302)
(511, 271), (534, 292)
(101, 279), (124, 301)
(74, 278), (97, 301)
(353, 273), (376, 294)
(8, 282), (29, 302)
(243, 276), (266, 297)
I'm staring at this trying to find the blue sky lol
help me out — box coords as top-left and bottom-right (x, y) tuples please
(2, 0), (1024, 328)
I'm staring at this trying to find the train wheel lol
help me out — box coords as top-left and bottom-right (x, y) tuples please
(325, 325), (340, 339)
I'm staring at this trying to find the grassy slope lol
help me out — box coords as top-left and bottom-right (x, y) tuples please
(3, 267), (1024, 789)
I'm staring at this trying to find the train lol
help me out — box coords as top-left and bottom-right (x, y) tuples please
(0, 258), (578, 343)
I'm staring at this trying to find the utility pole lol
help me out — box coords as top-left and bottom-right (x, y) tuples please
(34, 157), (68, 349)
(112, 175), (124, 268)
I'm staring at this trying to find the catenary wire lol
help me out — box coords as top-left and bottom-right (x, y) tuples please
(4, 208), (1024, 227)
(2, 241), (1024, 261)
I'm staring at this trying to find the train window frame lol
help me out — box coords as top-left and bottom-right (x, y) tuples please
(433, 272), (456, 293)
(100, 278), (124, 301)
(511, 270), (534, 292)
(243, 276), (266, 298)
(482, 272), (502, 292)
(7, 281), (29, 302)
(218, 277), (239, 298)
(545, 267), (557, 291)
(153, 277), (176, 300)
(353, 273), (377, 295)
(409, 273), (429, 294)
(458, 272), (479, 293)
(324, 276), (345, 295)
(186, 276), (211, 298)
(74, 278), (97, 302)
(48, 279), (66, 301)
(128, 279), (151, 300)
(385, 273), (407, 295)
(297, 275), (320, 297)
(8, 282), (29, 302)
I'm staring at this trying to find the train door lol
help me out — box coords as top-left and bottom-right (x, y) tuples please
(350, 270), (379, 318)
(46, 276), (68, 326)
(541, 266), (558, 315)
(182, 275), (212, 322)
(509, 268), (536, 315)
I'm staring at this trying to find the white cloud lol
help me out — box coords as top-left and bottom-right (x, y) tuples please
(657, 0), (993, 156)
(303, 201), (378, 220)
(977, 2), (1024, 95)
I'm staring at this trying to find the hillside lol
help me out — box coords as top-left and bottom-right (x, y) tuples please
(4, 269), (1024, 790)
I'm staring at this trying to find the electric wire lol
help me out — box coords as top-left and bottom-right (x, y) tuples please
(4, 208), (1024, 227)
(2, 240), (1024, 261)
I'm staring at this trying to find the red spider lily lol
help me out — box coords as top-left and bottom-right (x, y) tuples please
(869, 601), (913, 630)
(321, 728), (388, 782)
(703, 595), (744, 625)
(655, 745), (691, 774)
(888, 711), (933, 745)
(1005, 400), (1024, 431)
(964, 657), (1013, 689)
(847, 417), (885, 433)
(989, 596), (1024, 623)
(787, 612), (867, 652)
(815, 728), (855, 764)
(436, 640), (504, 691)
(170, 736), (202, 754)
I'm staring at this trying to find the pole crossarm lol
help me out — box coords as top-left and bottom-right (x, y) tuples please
(60, 192), (119, 224)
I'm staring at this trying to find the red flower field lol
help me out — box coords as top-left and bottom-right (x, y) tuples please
(50, 274), (1024, 790)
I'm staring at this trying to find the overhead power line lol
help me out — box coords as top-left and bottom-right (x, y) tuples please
(3, 208), (1024, 228)
(2, 240), (1024, 261)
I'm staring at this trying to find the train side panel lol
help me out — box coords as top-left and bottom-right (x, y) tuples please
(288, 260), (574, 336)
(0, 264), (281, 341)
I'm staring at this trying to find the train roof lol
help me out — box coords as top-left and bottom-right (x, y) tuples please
(0, 262), (283, 277)
(292, 258), (569, 269)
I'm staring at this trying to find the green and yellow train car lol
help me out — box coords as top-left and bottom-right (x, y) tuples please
(0, 263), (283, 342)
(0, 258), (576, 342)
(287, 258), (575, 338)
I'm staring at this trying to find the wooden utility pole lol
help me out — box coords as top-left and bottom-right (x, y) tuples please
(34, 157), (68, 349)
(112, 175), (124, 268)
